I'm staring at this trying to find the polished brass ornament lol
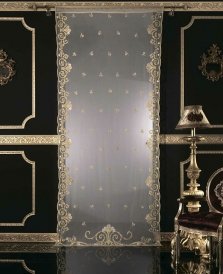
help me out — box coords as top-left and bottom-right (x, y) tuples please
(198, 44), (223, 82)
(0, 49), (15, 86)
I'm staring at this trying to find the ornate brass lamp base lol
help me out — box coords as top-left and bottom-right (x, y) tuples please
(182, 134), (205, 212)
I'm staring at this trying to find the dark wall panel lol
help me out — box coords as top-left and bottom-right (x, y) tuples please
(160, 12), (223, 232)
(0, 12), (57, 134)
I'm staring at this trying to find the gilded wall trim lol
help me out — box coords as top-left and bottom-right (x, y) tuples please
(0, 135), (60, 145)
(0, 259), (35, 273)
(160, 134), (223, 144)
(181, 16), (223, 127)
(0, 18), (35, 129)
(0, 243), (57, 253)
(1, 2), (223, 11)
(0, 151), (35, 227)
(0, 233), (58, 242)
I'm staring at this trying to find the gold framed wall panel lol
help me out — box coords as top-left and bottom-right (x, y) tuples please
(0, 18), (35, 129)
(181, 16), (223, 128)
(0, 259), (35, 273)
(0, 151), (35, 227)
(1, 2), (223, 11)
(160, 134), (223, 144)
(0, 135), (60, 145)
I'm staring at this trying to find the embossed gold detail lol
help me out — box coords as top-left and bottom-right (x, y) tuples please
(0, 151), (35, 227)
(85, 225), (133, 246)
(1, 2), (223, 11)
(0, 17), (35, 129)
(145, 12), (162, 234)
(160, 134), (223, 144)
(181, 16), (223, 127)
(198, 44), (223, 82)
(0, 233), (58, 243)
(0, 259), (35, 273)
(57, 11), (162, 246)
(56, 13), (73, 245)
(0, 49), (15, 85)
(0, 135), (60, 145)
(179, 230), (209, 256)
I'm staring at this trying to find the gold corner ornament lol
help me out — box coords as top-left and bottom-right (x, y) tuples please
(0, 49), (15, 86)
(198, 44), (223, 82)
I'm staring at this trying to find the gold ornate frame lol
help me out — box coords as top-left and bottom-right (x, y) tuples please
(181, 16), (223, 128)
(0, 17), (35, 129)
(0, 151), (35, 226)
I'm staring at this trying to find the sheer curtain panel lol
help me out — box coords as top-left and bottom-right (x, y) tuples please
(56, 10), (163, 246)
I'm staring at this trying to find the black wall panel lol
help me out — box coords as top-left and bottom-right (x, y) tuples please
(0, 12), (57, 134)
(160, 12), (223, 232)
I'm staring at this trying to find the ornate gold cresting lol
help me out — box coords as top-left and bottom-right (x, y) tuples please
(0, 49), (15, 86)
(176, 105), (211, 212)
(198, 44), (223, 82)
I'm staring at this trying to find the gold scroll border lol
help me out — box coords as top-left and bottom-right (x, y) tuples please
(0, 259), (35, 274)
(180, 150), (223, 197)
(0, 151), (35, 226)
(1, 2), (223, 12)
(181, 16), (223, 128)
(56, 12), (162, 246)
(0, 17), (35, 129)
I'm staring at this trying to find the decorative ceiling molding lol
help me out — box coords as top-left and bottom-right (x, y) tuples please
(0, 2), (223, 12)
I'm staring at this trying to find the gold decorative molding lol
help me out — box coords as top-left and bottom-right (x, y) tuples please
(0, 259), (35, 273)
(181, 16), (223, 127)
(0, 233), (58, 243)
(0, 17), (35, 129)
(1, 2), (223, 11)
(0, 135), (60, 145)
(0, 243), (57, 253)
(160, 134), (223, 144)
(0, 151), (35, 227)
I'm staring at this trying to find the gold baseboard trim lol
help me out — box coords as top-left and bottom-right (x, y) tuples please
(0, 135), (60, 145)
(0, 233), (58, 243)
(160, 232), (174, 242)
(160, 134), (223, 144)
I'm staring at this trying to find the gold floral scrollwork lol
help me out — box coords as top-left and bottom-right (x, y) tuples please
(198, 44), (223, 82)
(85, 225), (133, 246)
(0, 49), (15, 86)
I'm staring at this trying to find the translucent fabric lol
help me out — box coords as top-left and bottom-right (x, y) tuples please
(56, 10), (162, 246)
